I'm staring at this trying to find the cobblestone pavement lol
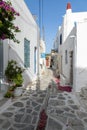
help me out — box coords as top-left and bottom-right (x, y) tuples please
(0, 90), (48, 130)
(46, 84), (87, 130)
(0, 69), (53, 130)
(0, 69), (87, 130)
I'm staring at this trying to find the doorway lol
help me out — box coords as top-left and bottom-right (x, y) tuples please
(70, 51), (73, 85)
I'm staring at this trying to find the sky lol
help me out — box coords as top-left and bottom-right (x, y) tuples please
(24, 0), (87, 54)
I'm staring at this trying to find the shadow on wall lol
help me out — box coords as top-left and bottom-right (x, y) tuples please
(8, 44), (34, 87)
(50, 68), (60, 79)
(75, 67), (87, 92)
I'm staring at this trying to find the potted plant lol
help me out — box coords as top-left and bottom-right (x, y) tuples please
(5, 60), (23, 81)
(5, 60), (24, 96)
(13, 73), (23, 87)
(13, 73), (24, 96)
(4, 90), (14, 98)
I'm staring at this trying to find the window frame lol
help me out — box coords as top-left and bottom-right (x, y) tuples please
(65, 50), (68, 64)
(24, 38), (30, 68)
(60, 34), (62, 45)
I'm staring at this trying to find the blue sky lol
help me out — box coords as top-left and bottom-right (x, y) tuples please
(24, 0), (87, 53)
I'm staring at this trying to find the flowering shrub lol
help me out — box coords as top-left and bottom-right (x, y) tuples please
(0, 0), (20, 43)
(5, 60), (23, 82)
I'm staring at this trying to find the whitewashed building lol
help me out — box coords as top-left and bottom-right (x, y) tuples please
(40, 39), (46, 75)
(0, 0), (40, 88)
(54, 2), (87, 92)
(53, 29), (60, 53)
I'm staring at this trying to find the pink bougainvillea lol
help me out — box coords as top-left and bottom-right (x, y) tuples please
(0, 0), (20, 43)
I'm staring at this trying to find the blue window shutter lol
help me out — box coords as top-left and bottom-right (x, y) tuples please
(24, 38), (30, 68)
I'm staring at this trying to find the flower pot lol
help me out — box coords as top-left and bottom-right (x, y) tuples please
(14, 86), (23, 96)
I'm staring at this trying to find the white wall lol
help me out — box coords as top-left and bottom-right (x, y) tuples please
(4, 0), (39, 87)
(53, 29), (60, 52)
(75, 21), (87, 92)
(40, 39), (46, 75)
(59, 9), (87, 91)
(62, 31), (74, 83)
(3, 40), (9, 75)
(53, 4), (87, 92)
(58, 12), (75, 83)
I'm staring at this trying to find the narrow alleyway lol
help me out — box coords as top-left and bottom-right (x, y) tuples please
(0, 68), (53, 130)
(0, 69), (87, 130)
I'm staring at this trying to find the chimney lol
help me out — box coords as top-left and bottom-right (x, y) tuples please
(66, 2), (71, 10)
(66, 2), (72, 13)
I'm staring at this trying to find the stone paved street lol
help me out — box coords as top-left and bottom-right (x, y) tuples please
(0, 68), (52, 130)
(0, 90), (47, 130)
(0, 69), (87, 130)
(45, 70), (87, 130)
(46, 90), (87, 130)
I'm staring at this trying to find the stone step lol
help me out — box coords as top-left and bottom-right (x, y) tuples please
(0, 98), (12, 114)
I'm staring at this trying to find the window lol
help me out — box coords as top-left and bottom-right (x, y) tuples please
(34, 47), (37, 73)
(60, 34), (62, 45)
(24, 38), (30, 68)
(65, 50), (68, 64)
